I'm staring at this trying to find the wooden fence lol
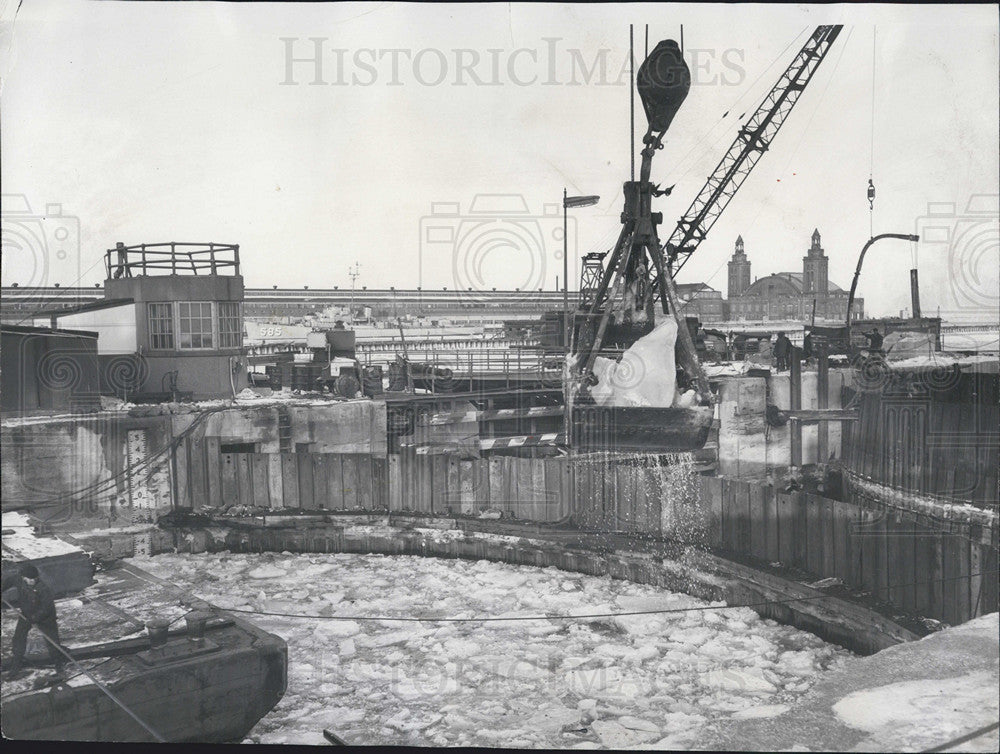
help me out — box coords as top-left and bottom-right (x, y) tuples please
(173, 434), (997, 625)
(387, 449), (702, 532)
(175, 439), (386, 512)
(701, 475), (998, 625)
(388, 450), (570, 522)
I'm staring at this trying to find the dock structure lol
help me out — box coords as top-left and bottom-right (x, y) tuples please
(4, 346), (996, 633)
(1, 523), (287, 742)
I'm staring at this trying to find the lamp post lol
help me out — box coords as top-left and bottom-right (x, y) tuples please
(563, 191), (601, 352)
(845, 233), (920, 331)
(348, 262), (360, 324)
(562, 190), (600, 449)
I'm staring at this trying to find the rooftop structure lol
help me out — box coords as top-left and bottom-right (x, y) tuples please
(33, 242), (247, 402)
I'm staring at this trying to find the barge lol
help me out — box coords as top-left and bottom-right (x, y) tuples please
(1, 524), (286, 742)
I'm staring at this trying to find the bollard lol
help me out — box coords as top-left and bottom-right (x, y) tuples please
(185, 611), (212, 643)
(146, 618), (170, 648)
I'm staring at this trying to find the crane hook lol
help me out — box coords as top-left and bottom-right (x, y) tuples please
(867, 178), (875, 210)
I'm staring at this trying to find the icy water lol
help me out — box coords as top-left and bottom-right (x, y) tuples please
(139, 552), (851, 748)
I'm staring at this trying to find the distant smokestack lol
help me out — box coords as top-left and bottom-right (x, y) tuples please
(910, 268), (921, 319)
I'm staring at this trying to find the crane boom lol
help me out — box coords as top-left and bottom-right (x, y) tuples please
(662, 24), (843, 277)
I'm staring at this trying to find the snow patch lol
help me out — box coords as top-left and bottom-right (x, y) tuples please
(248, 564), (287, 579)
(591, 719), (660, 748)
(731, 704), (790, 720)
(833, 670), (999, 734)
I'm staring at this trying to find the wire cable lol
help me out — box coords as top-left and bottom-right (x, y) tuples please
(701, 27), (854, 290)
(667, 27), (810, 187)
(920, 721), (1000, 753)
(199, 570), (986, 625)
(870, 27), (877, 181)
(9, 252), (114, 327)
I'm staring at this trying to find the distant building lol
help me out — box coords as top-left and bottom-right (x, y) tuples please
(724, 230), (862, 322)
(37, 242), (248, 401)
(727, 235), (752, 298)
(675, 282), (725, 323)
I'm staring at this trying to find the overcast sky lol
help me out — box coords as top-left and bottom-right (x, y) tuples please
(2, 1), (997, 319)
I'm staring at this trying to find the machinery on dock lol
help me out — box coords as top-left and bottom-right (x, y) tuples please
(571, 25), (844, 403)
(389, 25), (844, 456)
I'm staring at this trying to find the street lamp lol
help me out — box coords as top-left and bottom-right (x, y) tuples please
(845, 233), (920, 330)
(348, 262), (360, 324)
(563, 190), (600, 352)
(562, 189), (600, 450)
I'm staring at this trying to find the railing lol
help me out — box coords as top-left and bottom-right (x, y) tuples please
(356, 342), (551, 371)
(105, 242), (240, 279)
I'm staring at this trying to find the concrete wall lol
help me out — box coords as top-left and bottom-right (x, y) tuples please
(717, 368), (851, 478)
(1, 401), (388, 526)
(1, 414), (175, 527)
(105, 274), (244, 308)
(181, 401), (387, 455)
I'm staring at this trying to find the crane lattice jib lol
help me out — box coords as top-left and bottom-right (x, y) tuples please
(663, 25), (843, 277)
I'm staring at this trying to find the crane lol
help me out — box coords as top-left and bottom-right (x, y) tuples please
(573, 25), (844, 399)
(662, 25), (844, 277)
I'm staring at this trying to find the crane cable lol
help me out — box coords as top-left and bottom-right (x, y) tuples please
(868, 27), (877, 240)
(921, 721), (1000, 753)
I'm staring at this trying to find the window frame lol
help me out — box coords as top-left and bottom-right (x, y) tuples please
(177, 301), (216, 351)
(147, 302), (175, 351)
(217, 301), (243, 350)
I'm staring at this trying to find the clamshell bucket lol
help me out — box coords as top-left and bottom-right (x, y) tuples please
(637, 39), (691, 133)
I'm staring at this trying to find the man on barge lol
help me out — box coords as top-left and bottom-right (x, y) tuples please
(2, 564), (67, 675)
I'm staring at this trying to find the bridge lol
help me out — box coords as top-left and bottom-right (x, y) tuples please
(0, 285), (571, 325)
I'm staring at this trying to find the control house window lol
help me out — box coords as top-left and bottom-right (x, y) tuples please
(178, 301), (214, 349)
(148, 303), (175, 350)
(218, 302), (243, 349)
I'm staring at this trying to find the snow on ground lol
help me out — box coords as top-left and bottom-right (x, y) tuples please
(889, 353), (998, 370)
(1, 512), (85, 560)
(138, 552), (850, 748)
(704, 612), (999, 753)
(833, 670), (998, 752)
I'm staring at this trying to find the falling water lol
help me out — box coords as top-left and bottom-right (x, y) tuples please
(571, 450), (709, 545)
